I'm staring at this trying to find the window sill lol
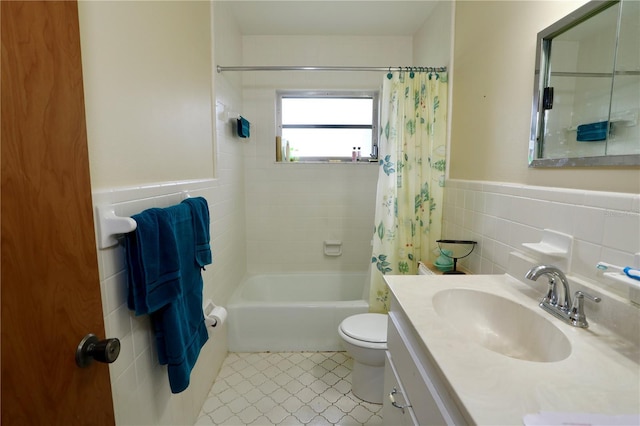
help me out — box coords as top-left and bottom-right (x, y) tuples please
(275, 159), (379, 165)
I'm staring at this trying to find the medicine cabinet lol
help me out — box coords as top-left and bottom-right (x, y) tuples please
(529, 0), (640, 167)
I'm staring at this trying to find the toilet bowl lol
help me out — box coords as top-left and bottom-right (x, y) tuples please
(338, 313), (388, 404)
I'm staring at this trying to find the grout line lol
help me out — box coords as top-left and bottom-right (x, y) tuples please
(196, 352), (383, 426)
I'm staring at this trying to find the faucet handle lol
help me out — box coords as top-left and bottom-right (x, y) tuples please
(576, 290), (601, 303)
(569, 290), (601, 328)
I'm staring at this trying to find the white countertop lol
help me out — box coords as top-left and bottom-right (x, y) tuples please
(385, 274), (640, 425)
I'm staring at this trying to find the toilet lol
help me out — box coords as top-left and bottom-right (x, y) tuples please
(338, 313), (388, 404)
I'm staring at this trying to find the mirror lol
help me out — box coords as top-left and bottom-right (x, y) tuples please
(529, 0), (640, 167)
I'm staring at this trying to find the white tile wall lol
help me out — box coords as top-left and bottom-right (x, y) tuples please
(93, 69), (247, 425)
(240, 35), (413, 274)
(442, 179), (640, 344)
(91, 5), (248, 424)
(243, 162), (379, 273)
(93, 179), (240, 425)
(443, 179), (640, 295)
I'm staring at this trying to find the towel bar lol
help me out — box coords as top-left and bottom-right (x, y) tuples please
(96, 205), (137, 249)
(96, 190), (191, 249)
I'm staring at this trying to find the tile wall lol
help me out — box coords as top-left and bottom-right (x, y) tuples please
(243, 162), (379, 273)
(240, 35), (413, 274)
(443, 178), (640, 297)
(91, 4), (248, 424)
(93, 75), (247, 426)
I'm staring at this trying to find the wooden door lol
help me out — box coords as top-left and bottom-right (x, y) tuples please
(1, 1), (115, 424)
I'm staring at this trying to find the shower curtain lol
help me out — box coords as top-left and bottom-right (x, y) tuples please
(369, 70), (448, 313)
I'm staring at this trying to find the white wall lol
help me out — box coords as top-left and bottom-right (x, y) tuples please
(449, 0), (640, 194)
(240, 35), (412, 274)
(79, 1), (247, 424)
(210, 2), (247, 308)
(413, 1), (453, 68)
(80, 0), (215, 189)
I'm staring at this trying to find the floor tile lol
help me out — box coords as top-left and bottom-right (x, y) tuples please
(196, 352), (383, 425)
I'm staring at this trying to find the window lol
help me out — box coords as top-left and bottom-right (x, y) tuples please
(277, 90), (379, 162)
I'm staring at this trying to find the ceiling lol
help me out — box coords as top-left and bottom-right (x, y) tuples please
(220, 1), (441, 36)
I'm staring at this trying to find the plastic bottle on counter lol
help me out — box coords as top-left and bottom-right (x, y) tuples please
(352, 147), (357, 162)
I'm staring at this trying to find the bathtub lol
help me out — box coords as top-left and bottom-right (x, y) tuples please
(227, 272), (369, 352)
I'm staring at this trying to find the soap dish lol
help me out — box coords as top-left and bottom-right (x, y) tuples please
(522, 229), (573, 258)
(521, 242), (567, 256)
(323, 240), (342, 257)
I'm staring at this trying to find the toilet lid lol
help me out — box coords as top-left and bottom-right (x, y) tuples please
(340, 314), (387, 343)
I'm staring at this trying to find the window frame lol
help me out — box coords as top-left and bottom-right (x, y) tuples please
(276, 90), (379, 162)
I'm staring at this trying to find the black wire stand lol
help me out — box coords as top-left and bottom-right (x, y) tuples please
(436, 240), (477, 275)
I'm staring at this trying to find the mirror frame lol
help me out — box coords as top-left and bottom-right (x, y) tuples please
(529, 0), (640, 168)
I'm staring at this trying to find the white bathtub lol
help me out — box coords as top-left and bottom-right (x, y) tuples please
(227, 272), (369, 352)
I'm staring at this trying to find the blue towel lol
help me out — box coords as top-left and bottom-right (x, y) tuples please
(125, 197), (212, 393)
(237, 116), (250, 138)
(182, 197), (212, 268)
(126, 208), (182, 315)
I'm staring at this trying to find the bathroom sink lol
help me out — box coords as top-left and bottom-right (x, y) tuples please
(433, 288), (571, 362)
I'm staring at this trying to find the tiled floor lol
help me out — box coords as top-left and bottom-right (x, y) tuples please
(196, 352), (383, 426)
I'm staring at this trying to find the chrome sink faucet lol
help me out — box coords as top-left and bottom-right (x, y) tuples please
(526, 265), (572, 309)
(525, 265), (601, 328)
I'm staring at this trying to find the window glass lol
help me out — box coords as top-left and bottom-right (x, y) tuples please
(282, 98), (373, 125)
(283, 128), (372, 158)
(277, 91), (378, 161)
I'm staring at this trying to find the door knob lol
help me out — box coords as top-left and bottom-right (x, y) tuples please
(75, 333), (120, 368)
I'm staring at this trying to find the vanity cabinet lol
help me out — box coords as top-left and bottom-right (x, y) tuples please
(383, 294), (468, 425)
(383, 274), (640, 424)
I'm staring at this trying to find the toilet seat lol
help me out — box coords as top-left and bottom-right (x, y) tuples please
(339, 313), (387, 343)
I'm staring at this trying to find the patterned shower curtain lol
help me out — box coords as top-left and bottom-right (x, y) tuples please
(369, 71), (448, 313)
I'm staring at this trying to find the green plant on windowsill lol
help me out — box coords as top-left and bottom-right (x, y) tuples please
(288, 146), (298, 162)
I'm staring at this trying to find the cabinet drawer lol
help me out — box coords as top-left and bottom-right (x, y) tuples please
(383, 351), (419, 426)
(388, 311), (467, 425)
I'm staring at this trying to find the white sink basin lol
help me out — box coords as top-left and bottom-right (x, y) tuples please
(433, 288), (571, 362)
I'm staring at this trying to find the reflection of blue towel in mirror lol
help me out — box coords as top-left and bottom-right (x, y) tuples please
(237, 116), (250, 138)
(126, 197), (212, 393)
(576, 121), (608, 142)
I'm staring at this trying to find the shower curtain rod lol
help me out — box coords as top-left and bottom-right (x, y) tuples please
(216, 65), (447, 73)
